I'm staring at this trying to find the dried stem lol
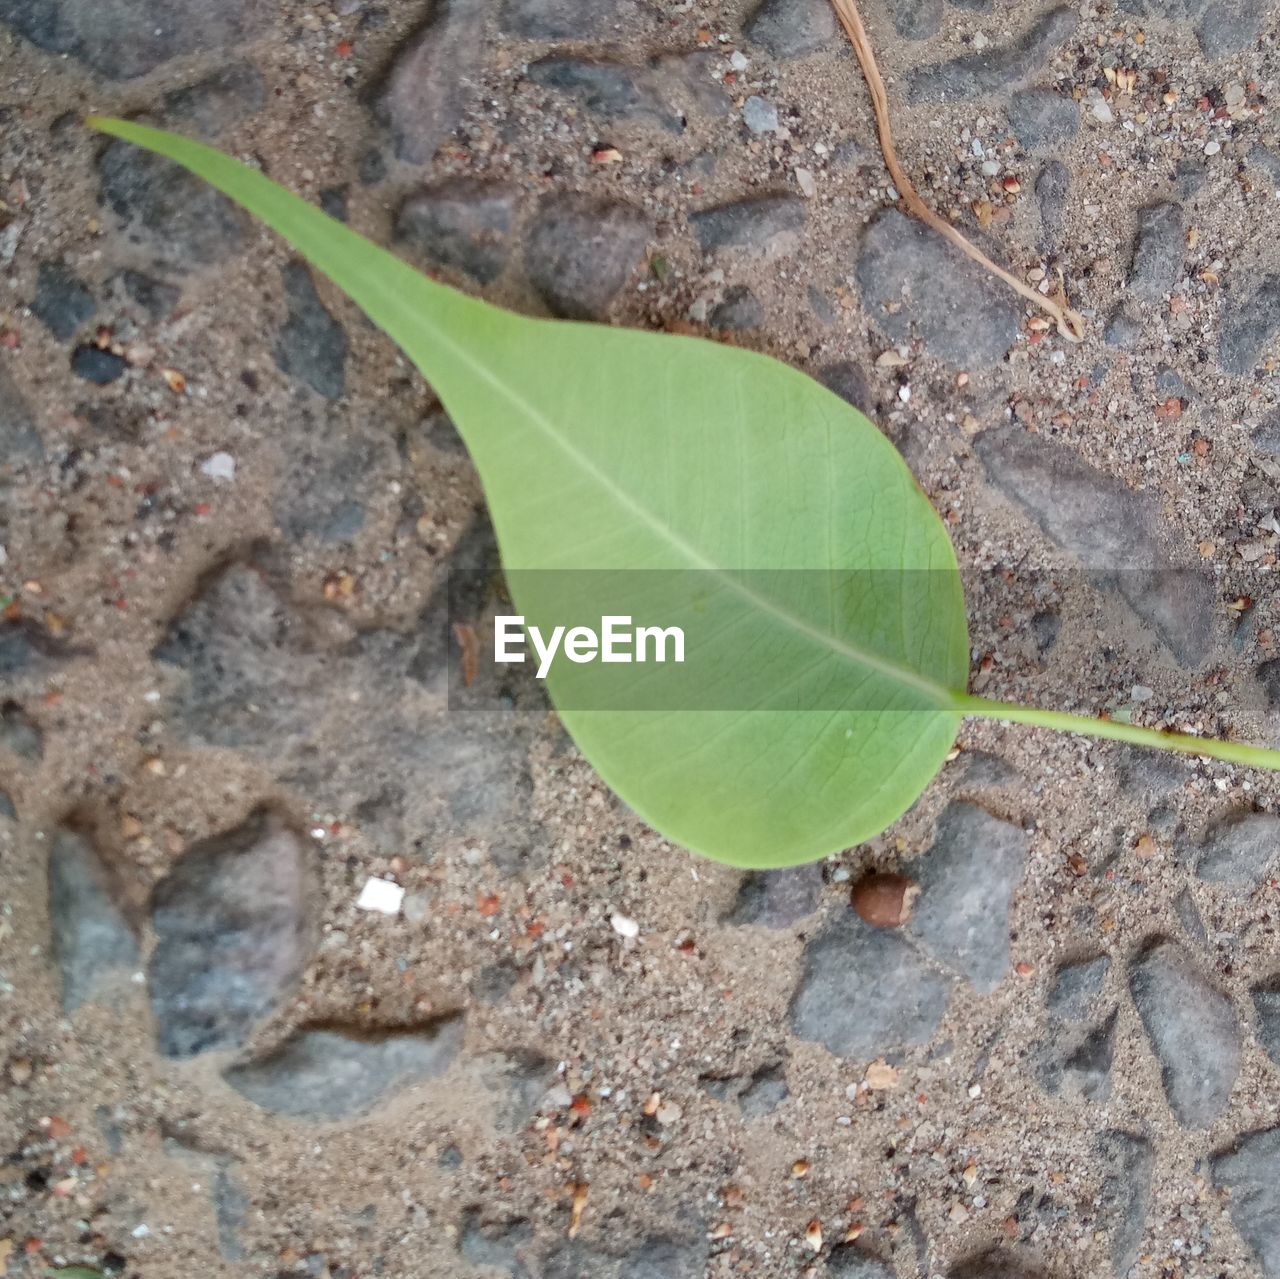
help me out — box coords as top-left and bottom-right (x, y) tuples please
(828, 0), (1086, 342)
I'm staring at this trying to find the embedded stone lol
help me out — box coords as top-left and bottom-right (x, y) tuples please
(1219, 276), (1280, 375)
(274, 261), (347, 400)
(1129, 940), (1240, 1127)
(225, 1019), (464, 1119)
(1194, 809), (1280, 892)
(396, 179), (518, 284)
(856, 209), (1018, 366)
(1212, 1127), (1280, 1277)
(744, 0), (838, 56)
(1007, 88), (1078, 152)
(791, 909), (951, 1058)
(149, 809), (310, 1059)
(1046, 954), (1109, 1021)
(690, 194), (806, 258)
(1127, 202), (1184, 302)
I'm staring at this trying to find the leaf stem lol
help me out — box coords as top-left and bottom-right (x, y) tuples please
(955, 692), (1280, 772)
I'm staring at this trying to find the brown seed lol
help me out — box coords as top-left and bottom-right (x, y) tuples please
(851, 872), (919, 928)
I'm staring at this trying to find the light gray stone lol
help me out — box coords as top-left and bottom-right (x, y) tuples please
(906, 803), (1027, 992)
(1195, 809), (1280, 892)
(1129, 940), (1240, 1127)
(1046, 954), (1109, 1021)
(225, 1020), (464, 1119)
(1212, 1127), (1280, 1277)
(791, 909), (951, 1058)
(856, 209), (1019, 367)
(1097, 1130), (1154, 1277)
(149, 809), (311, 1059)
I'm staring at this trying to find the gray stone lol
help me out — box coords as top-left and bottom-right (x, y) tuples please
(1036, 1011), (1116, 1103)
(742, 95), (779, 133)
(544, 1236), (707, 1279)
(906, 802), (1027, 993)
(1212, 1127), (1280, 1277)
(1096, 1130), (1154, 1277)
(907, 7), (1078, 104)
(274, 262), (347, 400)
(745, 0), (838, 56)
(1174, 888), (1208, 947)
(710, 285), (765, 329)
(162, 61), (266, 139)
(950, 1254), (1049, 1279)
(1104, 306), (1142, 348)
(1195, 809), (1280, 891)
(1127, 202), (1184, 302)
(0, 620), (77, 681)
(115, 269), (180, 321)
(1154, 365), (1192, 402)
(827, 1245), (895, 1277)
(728, 863), (824, 927)
(1046, 954), (1109, 1021)
(213, 1167), (249, 1261)
(886, 0), (943, 40)
(690, 194), (806, 258)
(818, 361), (872, 415)
(1252, 979), (1280, 1065)
(528, 53), (724, 133)
(525, 195), (650, 320)
(1251, 145), (1280, 185)
(459, 1212), (534, 1277)
(1252, 412), (1280, 457)
(275, 419), (393, 544)
(0, 364), (42, 466)
(702, 1063), (789, 1118)
(1220, 276), (1280, 375)
(225, 1020), (464, 1119)
(99, 139), (248, 267)
(0, 0), (264, 79)
(856, 209), (1019, 367)
(1007, 88), (1078, 153)
(956, 749), (1019, 788)
(149, 809), (311, 1059)
(48, 830), (138, 1011)
(974, 426), (1214, 665)
(1036, 160), (1070, 246)
(396, 179), (518, 284)
(1260, 659), (1280, 712)
(70, 345), (127, 384)
(501, 0), (645, 39)
(31, 261), (95, 340)
(1129, 940), (1240, 1127)
(0, 700), (41, 760)
(470, 1049), (556, 1132)
(0, 790), (14, 821)
(374, 2), (484, 164)
(791, 909), (951, 1058)
(1197, 0), (1266, 57)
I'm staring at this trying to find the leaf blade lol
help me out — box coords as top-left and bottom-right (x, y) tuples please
(87, 117), (969, 867)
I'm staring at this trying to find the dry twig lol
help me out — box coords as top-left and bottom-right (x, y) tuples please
(828, 0), (1086, 342)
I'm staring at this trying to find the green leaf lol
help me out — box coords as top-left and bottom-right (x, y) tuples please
(45, 1268), (105, 1278)
(87, 117), (969, 868)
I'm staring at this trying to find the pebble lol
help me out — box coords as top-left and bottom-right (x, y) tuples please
(726, 863), (823, 927)
(610, 911), (640, 938)
(0, 364), (42, 464)
(374, 3), (484, 164)
(200, 452), (236, 483)
(525, 194), (651, 320)
(273, 261), (347, 400)
(356, 877), (405, 915)
(31, 261), (96, 341)
(743, 95), (779, 133)
(1097, 1131), (1156, 1278)
(1212, 1128), (1280, 1275)
(1006, 88), (1078, 153)
(1129, 940), (1241, 1128)
(0, 0), (262, 79)
(1218, 275), (1280, 375)
(791, 908), (951, 1058)
(70, 345), (127, 384)
(885, 0), (943, 40)
(1127, 202), (1185, 302)
(744, 0), (837, 58)
(907, 7), (1078, 103)
(1045, 954), (1110, 1021)
(149, 810), (310, 1059)
(48, 830), (139, 1011)
(794, 167), (816, 198)
(501, 0), (646, 39)
(1194, 809), (1280, 892)
(690, 193), (807, 257)
(226, 1020), (464, 1120)
(855, 208), (1018, 366)
(709, 285), (764, 330)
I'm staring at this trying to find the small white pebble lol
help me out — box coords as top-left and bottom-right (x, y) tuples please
(898, 384), (911, 403)
(356, 877), (404, 915)
(795, 167), (816, 198)
(742, 95), (779, 134)
(1204, 139), (1221, 155)
(200, 451), (236, 482)
(968, 1083), (982, 1098)
(1131, 684), (1154, 702)
(980, 159), (1000, 177)
(132, 1224), (151, 1239)
(610, 912), (640, 938)
(729, 50), (749, 70)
